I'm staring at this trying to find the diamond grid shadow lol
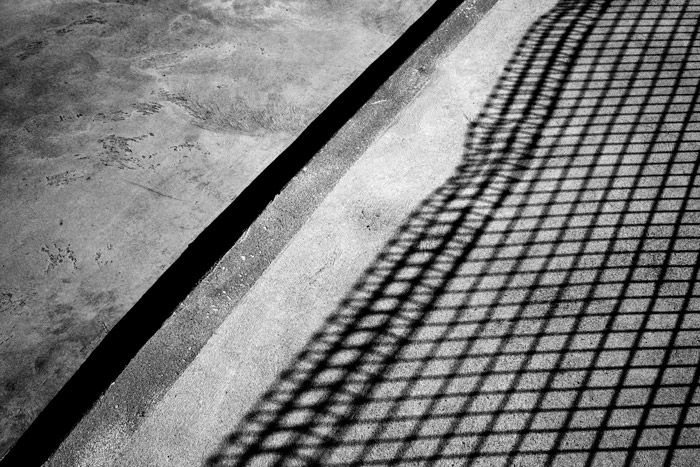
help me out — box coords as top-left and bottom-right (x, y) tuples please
(208, 0), (700, 465)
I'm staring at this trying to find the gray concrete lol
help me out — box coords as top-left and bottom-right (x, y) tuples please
(72, 0), (700, 464)
(45, 1), (501, 465)
(0, 0), (437, 456)
(85, 1), (555, 464)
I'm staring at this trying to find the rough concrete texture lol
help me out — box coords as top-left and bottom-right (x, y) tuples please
(46, 1), (500, 465)
(104, 0), (555, 465)
(112, 0), (700, 464)
(0, 0), (438, 456)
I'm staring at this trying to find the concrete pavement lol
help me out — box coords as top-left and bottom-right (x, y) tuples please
(40, 0), (700, 464)
(0, 0), (439, 457)
(64, 0), (553, 464)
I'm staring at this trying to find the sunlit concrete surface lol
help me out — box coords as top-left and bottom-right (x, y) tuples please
(101, 0), (556, 464)
(101, 0), (700, 465)
(0, 0), (438, 457)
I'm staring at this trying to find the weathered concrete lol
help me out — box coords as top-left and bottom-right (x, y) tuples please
(87, 0), (700, 465)
(44, 1), (500, 465)
(0, 0), (438, 457)
(96, 0), (555, 464)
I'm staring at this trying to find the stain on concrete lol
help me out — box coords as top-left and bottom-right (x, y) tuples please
(15, 40), (45, 61)
(96, 133), (157, 170)
(94, 244), (115, 268)
(0, 0), (437, 457)
(45, 170), (87, 187)
(41, 243), (79, 274)
(132, 101), (163, 116)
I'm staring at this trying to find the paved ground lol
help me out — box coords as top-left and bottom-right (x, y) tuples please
(0, 0), (439, 457)
(1, 0), (695, 464)
(83, 0), (700, 465)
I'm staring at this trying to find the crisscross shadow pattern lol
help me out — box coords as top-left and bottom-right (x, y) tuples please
(208, 0), (700, 465)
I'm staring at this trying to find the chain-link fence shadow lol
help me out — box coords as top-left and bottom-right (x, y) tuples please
(207, 1), (700, 465)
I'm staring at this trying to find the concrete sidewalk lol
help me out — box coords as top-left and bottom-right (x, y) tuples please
(55, 0), (700, 464)
(0, 0), (440, 456)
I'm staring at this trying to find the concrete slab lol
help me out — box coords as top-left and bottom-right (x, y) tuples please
(93, 0), (700, 465)
(98, 0), (555, 465)
(34, 1), (500, 465)
(0, 0), (437, 456)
